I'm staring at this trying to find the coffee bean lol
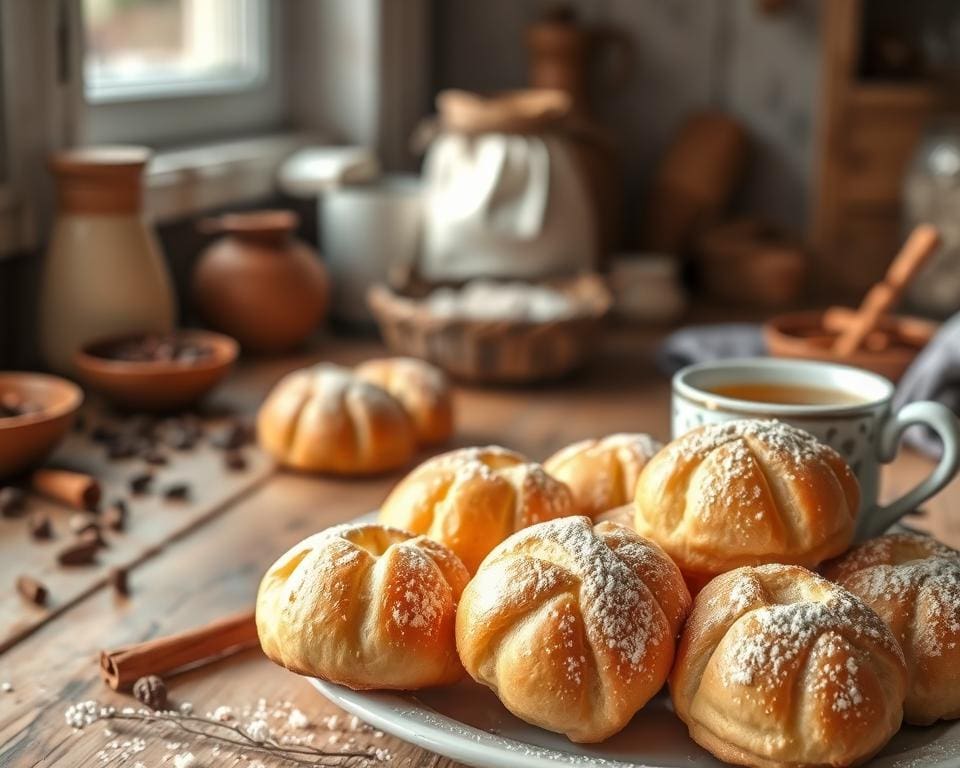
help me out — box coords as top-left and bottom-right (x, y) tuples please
(16, 575), (47, 605)
(57, 538), (99, 566)
(108, 566), (129, 596)
(141, 449), (168, 466)
(132, 675), (168, 710)
(128, 472), (153, 495)
(27, 511), (52, 540)
(211, 421), (251, 451)
(162, 482), (191, 501)
(224, 452), (247, 472)
(103, 500), (127, 532)
(0, 487), (26, 517)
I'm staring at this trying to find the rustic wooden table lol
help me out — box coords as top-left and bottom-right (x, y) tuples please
(2, 330), (958, 768)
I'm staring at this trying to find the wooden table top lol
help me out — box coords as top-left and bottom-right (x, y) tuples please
(2, 329), (958, 768)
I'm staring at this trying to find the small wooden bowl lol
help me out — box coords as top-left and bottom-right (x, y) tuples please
(765, 310), (938, 382)
(0, 373), (83, 478)
(74, 330), (238, 412)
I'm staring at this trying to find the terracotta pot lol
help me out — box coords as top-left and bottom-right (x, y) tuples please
(192, 210), (329, 353)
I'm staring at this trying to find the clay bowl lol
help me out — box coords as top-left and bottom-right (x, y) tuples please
(0, 372), (83, 478)
(74, 330), (238, 412)
(764, 310), (938, 383)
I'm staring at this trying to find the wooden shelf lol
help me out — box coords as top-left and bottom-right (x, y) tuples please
(847, 81), (943, 111)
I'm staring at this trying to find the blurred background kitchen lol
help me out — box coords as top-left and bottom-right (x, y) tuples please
(0, 0), (958, 381)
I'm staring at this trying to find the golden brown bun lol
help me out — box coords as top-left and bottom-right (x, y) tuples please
(634, 419), (859, 590)
(457, 516), (691, 743)
(256, 522), (469, 690)
(544, 433), (662, 518)
(380, 446), (576, 573)
(355, 357), (454, 446)
(256, 363), (417, 475)
(595, 503), (634, 528)
(823, 532), (960, 725)
(671, 564), (906, 768)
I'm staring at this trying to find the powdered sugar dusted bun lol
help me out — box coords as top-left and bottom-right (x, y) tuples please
(595, 503), (634, 528)
(457, 516), (691, 743)
(256, 522), (469, 690)
(671, 564), (906, 768)
(634, 419), (859, 591)
(355, 357), (454, 446)
(544, 433), (662, 518)
(379, 446), (576, 573)
(823, 532), (960, 725)
(257, 363), (416, 475)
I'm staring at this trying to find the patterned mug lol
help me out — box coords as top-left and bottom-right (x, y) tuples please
(672, 358), (960, 541)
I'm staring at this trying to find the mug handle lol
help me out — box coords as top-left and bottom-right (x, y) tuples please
(864, 401), (960, 537)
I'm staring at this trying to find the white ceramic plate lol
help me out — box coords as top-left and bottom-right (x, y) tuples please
(308, 513), (960, 767)
(309, 678), (960, 768)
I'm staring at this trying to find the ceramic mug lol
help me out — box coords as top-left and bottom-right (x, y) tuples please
(672, 358), (960, 541)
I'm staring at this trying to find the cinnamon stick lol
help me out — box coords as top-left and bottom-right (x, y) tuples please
(833, 224), (940, 357)
(100, 609), (259, 691)
(31, 469), (101, 511)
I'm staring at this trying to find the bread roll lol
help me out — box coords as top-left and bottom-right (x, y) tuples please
(671, 564), (906, 768)
(457, 516), (691, 743)
(256, 363), (416, 475)
(544, 433), (662, 518)
(824, 532), (960, 725)
(355, 357), (454, 446)
(634, 419), (859, 591)
(256, 522), (469, 690)
(379, 446), (576, 573)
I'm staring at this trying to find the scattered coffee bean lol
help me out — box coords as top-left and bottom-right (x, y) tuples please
(57, 538), (99, 566)
(16, 575), (47, 605)
(91, 425), (120, 444)
(162, 482), (191, 501)
(168, 430), (196, 451)
(132, 675), (168, 711)
(0, 391), (42, 419)
(0, 487), (26, 517)
(94, 335), (214, 365)
(107, 439), (138, 460)
(141, 449), (168, 466)
(69, 513), (92, 533)
(128, 472), (153, 495)
(27, 511), (52, 540)
(102, 500), (127, 532)
(224, 451), (247, 472)
(108, 566), (129, 596)
(211, 421), (251, 451)
(76, 524), (106, 548)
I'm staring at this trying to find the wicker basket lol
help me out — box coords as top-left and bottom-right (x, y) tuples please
(367, 275), (612, 383)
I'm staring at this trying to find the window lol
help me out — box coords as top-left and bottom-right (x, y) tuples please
(83, 0), (266, 103)
(80, 0), (285, 147)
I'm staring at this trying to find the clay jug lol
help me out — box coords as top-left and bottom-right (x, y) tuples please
(39, 146), (176, 374)
(192, 211), (329, 353)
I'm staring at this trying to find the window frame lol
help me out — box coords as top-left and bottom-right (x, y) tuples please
(81, 0), (287, 148)
(83, 0), (269, 105)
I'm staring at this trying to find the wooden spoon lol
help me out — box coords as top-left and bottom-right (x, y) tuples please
(832, 224), (940, 358)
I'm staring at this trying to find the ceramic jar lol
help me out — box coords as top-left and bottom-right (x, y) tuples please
(192, 210), (329, 352)
(39, 146), (176, 375)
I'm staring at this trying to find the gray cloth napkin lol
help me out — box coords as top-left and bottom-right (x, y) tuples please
(893, 312), (960, 458)
(655, 323), (766, 376)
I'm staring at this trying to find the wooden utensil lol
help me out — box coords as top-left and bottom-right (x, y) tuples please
(832, 224), (940, 357)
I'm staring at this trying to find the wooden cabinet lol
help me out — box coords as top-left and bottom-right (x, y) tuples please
(813, 0), (943, 300)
